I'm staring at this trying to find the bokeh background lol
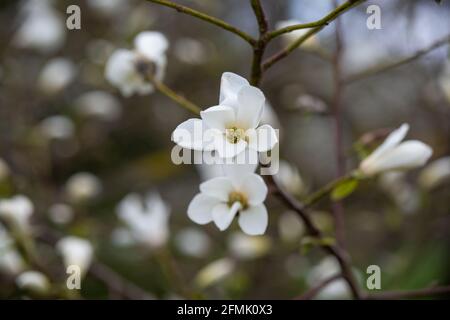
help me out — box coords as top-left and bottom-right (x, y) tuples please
(0, 0), (450, 299)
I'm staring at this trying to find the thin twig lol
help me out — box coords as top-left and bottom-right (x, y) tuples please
(344, 35), (450, 84)
(366, 285), (450, 300)
(145, 0), (256, 45)
(295, 274), (342, 300)
(262, 0), (364, 71)
(250, 0), (268, 35)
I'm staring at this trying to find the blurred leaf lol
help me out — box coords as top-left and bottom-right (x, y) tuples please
(331, 179), (359, 201)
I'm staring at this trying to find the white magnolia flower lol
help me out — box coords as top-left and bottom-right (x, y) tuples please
(74, 91), (122, 121)
(39, 115), (75, 140)
(418, 156), (450, 190)
(227, 232), (271, 260)
(274, 160), (306, 196)
(117, 192), (170, 248)
(56, 236), (94, 276)
(359, 124), (433, 176)
(175, 227), (210, 258)
(188, 164), (269, 235)
(65, 172), (102, 203)
(13, 1), (66, 53)
(16, 271), (50, 293)
(38, 58), (76, 95)
(172, 72), (278, 159)
(105, 31), (168, 97)
(275, 20), (318, 49)
(194, 258), (235, 289)
(0, 195), (34, 234)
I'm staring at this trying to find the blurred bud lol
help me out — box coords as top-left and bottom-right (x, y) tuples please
(56, 236), (94, 276)
(294, 94), (327, 114)
(0, 225), (25, 275)
(0, 195), (34, 234)
(0, 158), (10, 181)
(274, 160), (306, 197)
(275, 20), (318, 49)
(418, 156), (450, 190)
(379, 172), (420, 214)
(175, 227), (210, 258)
(174, 38), (208, 65)
(278, 211), (305, 243)
(194, 258), (235, 289)
(48, 203), (74, 225)
(87, 0), (128, 17)
(227, 232), (271, 260)
(39, 116), (75, 140)
(74, 91), (122, 121)
(65, 172), (102, 203)
(16, 271), (50, 294)
(38, 58), (76, 95)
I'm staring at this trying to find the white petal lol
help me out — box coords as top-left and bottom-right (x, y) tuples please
(236, 86), (265, 129)
(187, 194), (218, 225)
(134, 31), (168, 60)
(105, 49), (136, 85)
(172, 118), (206, 151)
(248, 125), (279, 152)
(238, 204), (268, 236)
(240, 174), (268, 206)
(222, 149), (259, 187)
(200, 177), (234, 202)
(219, 72), (249, 106)
(366, 124), (409, 163)
(362, 140), (432, 175)
(215, 137), (247, 159)
(200, 105), (235, 131)
(212, 202), (240, 231)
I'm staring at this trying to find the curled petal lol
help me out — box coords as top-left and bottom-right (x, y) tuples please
(187, 194), (218, 225)
(212, 202), (240, 231)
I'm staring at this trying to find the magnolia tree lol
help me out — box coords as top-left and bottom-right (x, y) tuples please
(1, 0), (450, 300)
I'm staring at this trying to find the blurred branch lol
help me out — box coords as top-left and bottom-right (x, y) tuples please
(262, 0), (364, 71)
(145, 0), (256, 45)
(265, 0), (364, 40)
(295, 273), (341, 300)
(365, 285), (450, 300)
(344, 34), (450, 84)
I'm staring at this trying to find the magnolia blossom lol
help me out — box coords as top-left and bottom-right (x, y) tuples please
(16, 271), (50, 294)
(359, 124), (432, 176)
(275, 20), (318, 49)
(188, 164), (269, 235)
(418, 156), (450, 190)
(275, 160), (306, 196)
(105, 31), (168, 97)
(173, 72), (278, 159)
(56, 236), (94, 276)
(117, 192), (170, 248)
(0, 225), (25, 275)
(0, 195), (34, 234)
(65, 172), (102, 203)
(37, 58), (76, 95)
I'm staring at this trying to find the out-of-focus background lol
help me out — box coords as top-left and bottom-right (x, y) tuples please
(0, 0), (449, 299)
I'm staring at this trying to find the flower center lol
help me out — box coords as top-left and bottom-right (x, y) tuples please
(226, 127), (246, 144)
(134, 56), (157, 79)
(228, 191), (248, 210)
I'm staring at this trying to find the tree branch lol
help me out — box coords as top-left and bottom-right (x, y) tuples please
(250, 0), (268, 35)
(295, 274), (342, 300)
(344, 34), (450, 84)
(145, 0), (256, 45)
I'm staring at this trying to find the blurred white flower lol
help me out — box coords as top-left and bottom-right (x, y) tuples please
(0, 225), (25, 275)
(275, 20), (318, 49)
(87, 0), (128, 16)
(65, 172), (102, 203)
(0, 158), (10, 181)
(74, 91), (122, 121)
(117, 192), (170, 249)
(38, 58), (76, 95)
(418, 156), (450, 190)
(275, 160), (306, 196)
(0, 195), (34, 234)
(188, 164), (269, 235)
(227, 232), (271, 260)
(294, 94), (328, 113)
(175, 227), (210, 258)
(359, 124), (433, 176)
(56, 236), (94, 276)
(13, 0), (66, 53)
(378, 172), (420, 215)
(39, 115), (75, 140)
(194, 258), (235, 289)
(105, 31), (168, 97)
(16, 271), (50, 294)
(172, 72), (278, 159)
(278, 211), (305, 243)
(48, 203), (74, 225)
(174, 38), (208, 65)
(307, 257), (352, 299)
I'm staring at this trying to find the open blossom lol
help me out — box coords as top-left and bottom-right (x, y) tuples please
(359, 124), (432, 176)
(56, 236), (94, 276)
(0, 195), (34, 234)
(275, 20), (318, 49)
(172, 72), (278, 159)
(188, 164), (269, 236)
(117, 192), (170, 248)
(105, 31), (168, 97)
